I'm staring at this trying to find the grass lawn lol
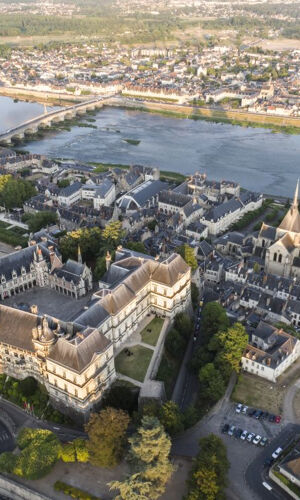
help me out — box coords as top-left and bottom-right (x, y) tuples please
(232, 373), (284, 414)
(115, 345), (153, 382)
(141, 317), (164, 346)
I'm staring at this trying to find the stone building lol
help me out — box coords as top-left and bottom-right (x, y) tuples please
(0, 249), (191, 419)
(256, 181), (300, 278)
(0, 237), (92, 300)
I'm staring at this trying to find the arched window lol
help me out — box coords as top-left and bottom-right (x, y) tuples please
(278, 254), (282, 263)
(273, 253), (277, 262)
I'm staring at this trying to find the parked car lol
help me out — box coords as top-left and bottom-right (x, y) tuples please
(264, 458), (274, 467)
(235, 403), (243, 414)
(255, 410), (263, 420)
(253, 435), (262, 445)
(269, 414), (275, 422)
(272, 447), (283, 459)
(261, 412), (269, 420)
(275, 415), (281, 424)
(247, 432), (255, 443)
(234, 428), (243, 439)
(260, 437), (268, 447)
(228, 425), (236, 436)
(248, 408), (256, 417)
(222, 424), (230, 434)
(242, 405), (248, 414)
(240, 430), (248, 441)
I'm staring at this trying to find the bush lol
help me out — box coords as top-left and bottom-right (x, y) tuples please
(54, 481), (101, 499)
(165, 328), (185, 358)
(19, 377), (38, 397)
(14, 428), (61, 480)
(0, 452), (17, 473)
(60, 442), (76, 462)
(74, 438), (89, 463)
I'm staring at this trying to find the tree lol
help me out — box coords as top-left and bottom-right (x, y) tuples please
(174, 312), (193, 340)
(57, 178), (70, 188)
(159, 401), (184, 436)
(126, 241), (146, 253)
(24, 211), (58, 233)
(186, 434), (229, 500)
(0, 178), (36, 209)
(165, 327), (185, 357)
(59, 227), (101, 261)
(191, 282), (199, 310)
(14, 428), (61, 479)
(176, 244), (197, 271)
(110, 416), (174, 500)
(201, 302), (229, 341)
(93, 255), (107, 280)
(0, 174), (12, 192)
(215, 323), (248, 379)
(198, 363), (225, 403)
(102, 221), (124, 246)
(85, 407), (130, 467)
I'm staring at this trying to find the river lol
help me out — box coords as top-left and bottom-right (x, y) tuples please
(1, 96), (300, 197)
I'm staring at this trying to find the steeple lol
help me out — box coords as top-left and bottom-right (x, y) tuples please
(278, 179), (300, 234)
(78, 245), (82, 265)
(292, 179), (299, 210)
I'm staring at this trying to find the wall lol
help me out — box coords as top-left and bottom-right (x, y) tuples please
(0, 475), (52, 500)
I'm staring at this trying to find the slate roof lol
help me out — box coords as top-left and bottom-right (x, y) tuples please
(95, 179), (114, 198)
(59, 181), (82, 198)
(118, 180), (168, 209)
(259, 223), (276, 241)
(51, 259), (85, 284)
(48, 328), (111, 372)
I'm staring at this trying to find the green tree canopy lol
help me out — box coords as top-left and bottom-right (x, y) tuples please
(215, 323), (248, 379)
(110, 416), (174, 500)
(159, 401), (184, 436)
(59, 226), (101, 261)
(176, 244), (198, 271)
(186, 434), (229, 500)
(85, 407), (130, 467)
(201, 302), (229, 341)
(23, 211), (58, 233)
(198, 363), (226, 403)
(102, 221), (124, 246)
(0, 178), (36, 209)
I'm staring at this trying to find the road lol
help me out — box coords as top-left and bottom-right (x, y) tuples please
(0, 397), (86, 443)
(245, 423), (300, 500)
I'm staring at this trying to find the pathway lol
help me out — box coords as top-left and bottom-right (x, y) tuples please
(283, 378), (300, 424)
(145, 317), (169, 381)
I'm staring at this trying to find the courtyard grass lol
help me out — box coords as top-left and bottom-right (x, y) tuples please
(140, 317), (164, 346)
(115, 345), (153, 382)
(232, 373), (284, 414)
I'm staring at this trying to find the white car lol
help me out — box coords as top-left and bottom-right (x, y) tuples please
(240, 430), (248, 441)
(228, 425), (235, 436)
(235, 403), (243, 414)
(272, 447), (283, 459)
(242, 405), (249, 414)
(247, 432), (255, 443)
(253, 435), (262, 445)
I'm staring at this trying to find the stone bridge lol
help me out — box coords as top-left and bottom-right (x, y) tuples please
(0, 94), (116, 145)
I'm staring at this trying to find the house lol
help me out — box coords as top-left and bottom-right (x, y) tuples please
(117, 180), (168, 212)
(242, 320), (300, 382)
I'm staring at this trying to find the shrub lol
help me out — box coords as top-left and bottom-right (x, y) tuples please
(0, 452), (17, 473)
(60, 442), (76, 463)
(54, 481), (101, 500)
(15, 428), (61, 480)
(74, 438), (89, 463)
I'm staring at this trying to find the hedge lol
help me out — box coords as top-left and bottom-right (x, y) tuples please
(54, 481), (102, 500)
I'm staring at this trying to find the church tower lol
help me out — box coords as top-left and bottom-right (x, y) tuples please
(278, 180), (300, 234)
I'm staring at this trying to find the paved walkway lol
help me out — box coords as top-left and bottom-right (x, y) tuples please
(0, 213), (28, 230)
(114, 314), (155, 356)
(117, 374), (142, 387)
(283, 377), (300, 423)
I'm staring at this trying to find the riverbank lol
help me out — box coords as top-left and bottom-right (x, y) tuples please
(0, 87), (84, 106)
(110, 97), (300, 134)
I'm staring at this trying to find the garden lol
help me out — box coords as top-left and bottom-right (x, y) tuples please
(115, 345), (153, 382)
(0, 375), (74, 425)
(140, 317), (164, 346)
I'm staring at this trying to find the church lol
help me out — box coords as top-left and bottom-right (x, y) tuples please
(255, 181), (300, 279)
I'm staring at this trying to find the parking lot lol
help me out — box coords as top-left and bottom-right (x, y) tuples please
(221, 402), (283, 446)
